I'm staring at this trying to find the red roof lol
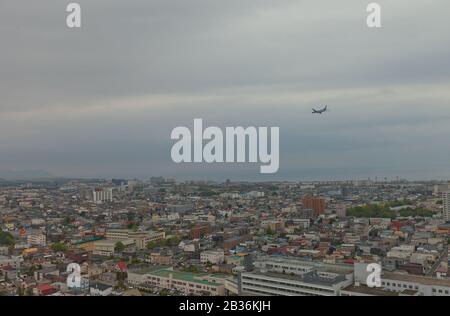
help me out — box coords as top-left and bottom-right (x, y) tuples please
(37, 284), (54, 291)
(1, 265), (15, 271)
(37, 284), (57, 296)
(116, 261), (127, 272)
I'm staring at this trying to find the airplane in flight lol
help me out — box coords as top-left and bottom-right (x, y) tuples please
(312, 105), (328, 114)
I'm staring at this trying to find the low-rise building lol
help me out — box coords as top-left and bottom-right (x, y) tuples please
(239, 270), (353, 296)
(105, 229), (165, 250)
(128, 267), (226, 296)
(90, 283), (114, 296)
(201, 250), (225, 265)
(381, 272), (450, 296)
(92, 239), (135, 257)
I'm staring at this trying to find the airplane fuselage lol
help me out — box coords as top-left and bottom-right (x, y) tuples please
(312, 106), (327, 114)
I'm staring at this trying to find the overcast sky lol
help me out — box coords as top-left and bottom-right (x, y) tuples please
(1, 0), (450, 181)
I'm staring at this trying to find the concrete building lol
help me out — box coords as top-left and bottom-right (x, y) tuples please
(380, 272), (450, 296)
(0, 255), (23, 269)
(92, 188), (113, 204)
(148, 252), (173, 265)
(201, 250), (225, 265)
(254, 257), (314, 276)
(190, 224), (211, 239)
(253, 256), (354, 276)
(341, 285), (400, 296)
(90, 283), (114, 296)
(302, 196), (326, 216)
(434, 184), (450, 196)
(105, 229), (165, 249)
(128, 267), (226, 296)
(239, 270), (353, 296)
(239, 257), (354, 296)
(92, 239), (135, 257)
(443, 191), (450, 221)
(27, 230), (47, 247)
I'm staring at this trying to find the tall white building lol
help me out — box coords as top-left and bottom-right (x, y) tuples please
(443, 191), (450, 222)
(27, 230), (47, 247)
(92, 188), (113, 204)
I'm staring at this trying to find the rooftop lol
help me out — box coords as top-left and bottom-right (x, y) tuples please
(245, 269), (348, 287)
(383, 272), (450, 287)
(130, 266), (225, 287)
(342, 285), (399, 296)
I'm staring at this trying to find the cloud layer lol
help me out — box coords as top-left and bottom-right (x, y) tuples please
(1, 0), (450, 180)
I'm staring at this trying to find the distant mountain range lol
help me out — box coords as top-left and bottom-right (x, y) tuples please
(0, 170), (53, 180)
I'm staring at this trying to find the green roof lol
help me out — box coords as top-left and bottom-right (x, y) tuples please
(144, 268), (224, 287)
(130, 266), (169, 275)
(72, 236), (104, 245)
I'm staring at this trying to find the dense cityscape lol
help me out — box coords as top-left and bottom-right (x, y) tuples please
(1, 176), (450, 296)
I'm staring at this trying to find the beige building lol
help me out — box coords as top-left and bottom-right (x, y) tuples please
(201, 250), (225, 265)
(105, 229), (165, 249)
(27, 231), (47, 247)
(148, 252), (173, 265)
(92, 239), (135, 257)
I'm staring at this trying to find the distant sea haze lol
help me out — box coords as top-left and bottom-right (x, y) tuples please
(0, 170), (53, 180)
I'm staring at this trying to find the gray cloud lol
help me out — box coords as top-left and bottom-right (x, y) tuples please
(1, 0), (450, 180)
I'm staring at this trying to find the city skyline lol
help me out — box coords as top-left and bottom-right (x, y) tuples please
(3, 169), (450, 183)
(1, 176), (450, 297)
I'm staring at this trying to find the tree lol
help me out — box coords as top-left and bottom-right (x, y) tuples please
(0, 230), (14, 246)
(116, 271), (127, 281)
(266, 227), (276, 236)
(183, 265), (200, 273)
(16, 287), (24, 296)
(166, 236), (180, 247)
(159, 289), (170, 296)
(347, 202), (434, 219)
(63, 216), (72, 225)
(115, 280), (127, 291)
(26, 287), (34, 296)
(51, 242), (68, 252)
(115, 241), (125, 253)
(126, 223), (138, 231)
(130, 257), (141, 264)
(146, 239), (166, 250)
